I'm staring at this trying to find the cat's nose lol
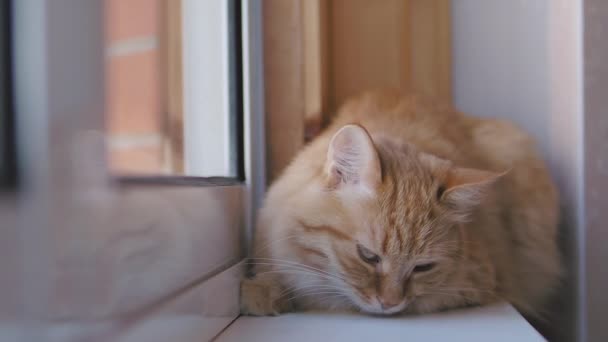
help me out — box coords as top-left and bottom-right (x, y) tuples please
(377, 296), (399, 310)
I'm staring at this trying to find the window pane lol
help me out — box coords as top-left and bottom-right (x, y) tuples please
(104, 0), (241, 178)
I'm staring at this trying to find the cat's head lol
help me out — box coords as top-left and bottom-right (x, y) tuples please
(260, 124), (502, 315)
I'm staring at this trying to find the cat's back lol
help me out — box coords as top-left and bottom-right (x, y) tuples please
(330, 90), (466, 156)
(329, 90), (541, 172)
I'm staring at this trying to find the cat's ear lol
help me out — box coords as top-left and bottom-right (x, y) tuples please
(439, 167), (505, 218)
(325, 124), (381, 194)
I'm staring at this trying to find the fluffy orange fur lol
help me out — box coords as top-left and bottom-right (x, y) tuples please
(241, 90), (561, 317)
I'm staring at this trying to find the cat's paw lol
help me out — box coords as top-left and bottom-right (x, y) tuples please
(240, 276), (292, 316)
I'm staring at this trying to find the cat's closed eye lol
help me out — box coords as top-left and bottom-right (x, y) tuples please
(357, 244), (380, 264)
(413, 262), (436, 273)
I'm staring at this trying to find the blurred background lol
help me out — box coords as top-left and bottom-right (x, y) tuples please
(104, 0), (560, 182)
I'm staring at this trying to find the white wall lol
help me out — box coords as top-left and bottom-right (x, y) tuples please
(451, 1), (583, 341)
(452, 0), (550, 154)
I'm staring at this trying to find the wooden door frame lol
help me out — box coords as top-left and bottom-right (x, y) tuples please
(262, 0), (452, 180)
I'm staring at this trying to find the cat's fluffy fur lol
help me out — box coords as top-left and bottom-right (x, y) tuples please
(242, 90), (560, 317)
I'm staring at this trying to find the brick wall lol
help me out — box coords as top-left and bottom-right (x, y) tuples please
(105, 0), (164, 174)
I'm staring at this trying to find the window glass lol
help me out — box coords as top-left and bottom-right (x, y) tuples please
(104, 0), (242, 178)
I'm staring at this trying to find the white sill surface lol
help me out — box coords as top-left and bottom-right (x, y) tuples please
(216, 303), (544, 342)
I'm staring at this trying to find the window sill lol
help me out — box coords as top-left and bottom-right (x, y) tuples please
(216, 303), (544, 342)
(16, 263), (542, 341)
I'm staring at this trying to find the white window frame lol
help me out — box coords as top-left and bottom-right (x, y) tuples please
(12, 0), (264, 340)
(182, 0), (234, 177)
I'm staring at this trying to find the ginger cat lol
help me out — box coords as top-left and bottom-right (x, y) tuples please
(241, 90), (561, 317)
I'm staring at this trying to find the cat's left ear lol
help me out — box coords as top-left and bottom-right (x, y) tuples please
(325, 124), (381, 194)
(439, 167), (506, 217)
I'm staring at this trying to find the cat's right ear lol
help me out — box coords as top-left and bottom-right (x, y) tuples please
(325, 124), (381, 194)
(439, 167), (505, 220)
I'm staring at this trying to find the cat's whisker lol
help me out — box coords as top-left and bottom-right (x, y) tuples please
(251, 265), (349, 286)
(285, 291), (347, 303)
(278, 280), (325, 295)
(279, 282), (342, 295)
(248, 257), (337, 276)
(248, 257), (348, 282)
(314, 293), (351, 308)
(278, 283), (345, 298)
(253, 268), (337, 281)
(246, 260), (330, 274)
(252, 269), (340, 283)
(246, 262), (344, 283)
